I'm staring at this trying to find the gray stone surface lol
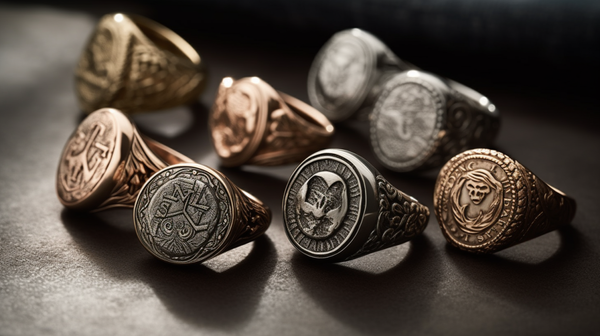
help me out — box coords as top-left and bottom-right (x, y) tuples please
(0, 4), (599, 336)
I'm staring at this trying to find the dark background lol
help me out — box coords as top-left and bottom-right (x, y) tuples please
(0, 1), (599, 335)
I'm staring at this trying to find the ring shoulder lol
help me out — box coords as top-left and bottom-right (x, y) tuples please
(347, 175), (430, 260)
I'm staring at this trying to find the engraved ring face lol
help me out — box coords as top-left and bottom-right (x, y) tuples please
(134, 165), (232, 264)
(309, 34), (373, 120)
(56, 109), (117, 206)
(283, 155), (363, 258)
(210, 80), (262, 165)
(371, 80), (444, 171)
(436, 155), (517, 248)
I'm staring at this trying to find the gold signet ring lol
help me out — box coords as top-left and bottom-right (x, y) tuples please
(133, 163), (271, 264)
(75, 13), (206, 114)
(434, 148), (577, 254)
(209, 77), (335, 167)
(56, 108), (193, 212)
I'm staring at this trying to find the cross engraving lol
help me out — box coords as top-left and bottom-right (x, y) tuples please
(63, 122), (110, 191)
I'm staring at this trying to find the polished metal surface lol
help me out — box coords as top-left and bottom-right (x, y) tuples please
(56, 108), (193, 211)
(134, 163), (271, 264)
(308, 28), (414, 123)
(434, 148), (577, 253)
(210, 76), (334, 167)
(283, 149), (429, 261)
(3, 5), (599, 336)
(370, 70), (500, 172)
(75, 13), (206, 114)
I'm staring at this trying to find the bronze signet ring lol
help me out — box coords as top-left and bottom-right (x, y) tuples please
(434, 148), (577, 253)
(56, 108), (193, 212)
(210, 77), (334, 167)
(75, 13), (206, 114)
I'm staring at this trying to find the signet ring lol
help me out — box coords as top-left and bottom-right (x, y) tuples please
(434, 148), (577, 254)
(75, 13), (206, 114)
(283, 149), (430, 262)
(133, 163), (272, 264)
(56, 108), (193, 212)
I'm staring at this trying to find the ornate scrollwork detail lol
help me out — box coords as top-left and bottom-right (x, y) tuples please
(348, 175), (429, 260)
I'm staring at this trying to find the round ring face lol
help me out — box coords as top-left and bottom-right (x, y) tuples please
(311, 38), (372, 116)
(76, 26), (116, 107)
(284, 156), (363, 257)
(211, 81), (261, 164)
(371, 81), (444, 170)
(134, 165), (232, 263)
(56, 110), (117, 205)
(436, 154), (517, 248)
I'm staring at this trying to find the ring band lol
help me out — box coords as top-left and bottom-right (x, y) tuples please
(75, 13), (206, 114)
(133, 163), (271, 264)
(210, 77), (334, 167)
(370, 70), (500, 172)
(283, 149), (430, 261)
(308, 28), (415, 123)
(434, 148), (577, 254)
(56, 108), (193, 212)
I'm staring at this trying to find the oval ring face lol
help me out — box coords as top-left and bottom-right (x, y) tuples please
(210, 80), (261, 164)
(436, 153), (517, 248)
(134, 165), (232, 263)
(310, 37), (372, 118)
(56, 109), (117, 205)
(371, 81), (443, 170)
(284, 156), (363, 257)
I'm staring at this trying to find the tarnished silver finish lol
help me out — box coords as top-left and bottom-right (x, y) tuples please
(283, 149), (429, 262)
(434, 148), (577, 254)
(134, 163), (271, 264)
(370, 71), (500, 172)
(307, 28), (415, 123)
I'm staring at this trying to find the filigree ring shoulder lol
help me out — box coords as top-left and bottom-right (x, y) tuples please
(210, 77), (335, 167)
(75, 13), (206, 114)
(434, 148), (577, 254)
(283, 148), (430, 262)
(133, 163), (271, 264)
(56, 108), (193, 212)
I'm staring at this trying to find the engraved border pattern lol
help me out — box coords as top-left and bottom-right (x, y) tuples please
(348, 175), (429, 260)
(434, 149), (528, 253)
(370, 76), (445, 171)
(284, 156), (364, 257)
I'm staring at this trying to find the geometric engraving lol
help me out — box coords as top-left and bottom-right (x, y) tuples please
(149, 178), (216, 257)
(295, 172), (348, 239)
(135, 167), (230, 263)
(373, 83), (440, 167)
(57, 110), (116, 203)
(316, 41), (368, 111)
(284, 157), (362, 255)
